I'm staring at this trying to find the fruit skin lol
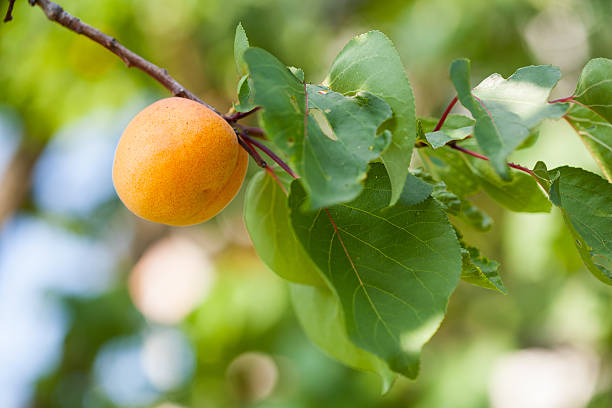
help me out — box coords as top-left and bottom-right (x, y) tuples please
(113, 97), (248, 226)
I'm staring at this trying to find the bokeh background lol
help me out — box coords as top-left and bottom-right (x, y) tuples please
(1, 0), (611, 407)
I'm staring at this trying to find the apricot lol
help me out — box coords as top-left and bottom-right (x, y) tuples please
(113, 97), (248, 226)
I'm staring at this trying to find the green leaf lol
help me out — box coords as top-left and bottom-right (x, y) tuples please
(566, 58), (612, 181)
(244, 170), (325, 287)
(234, 74), (256, 112)
(421, 139), (550, 213)
(450, 59), (568, 179)
(421, 115), (474, 150)
(304, 84), (392, 207)
(288, 66), (305, 82)
(244, 48), (304, 157)
(471, 159), (552, 213)
(426, 126), (473, 149)
(458, 200), (493, 232)
(290, 284), (395, 392)
(289, 163), (462, 378)
(410, 169), (461, 215)
(418, 116), (480, 197)
(420, 146), (481, 198)
(327, 31), (417, 206)
(460, 244), (506, 293)
(244, 48), (392, 209)
(416, 118), (434, 145)
(234, 23), (249, 76)
(410, 164), (492, 231)
(533, 160), (558, 191)
(548, 166), (612, 285)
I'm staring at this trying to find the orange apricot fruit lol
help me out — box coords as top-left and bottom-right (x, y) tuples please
(112, 97), (248, 226)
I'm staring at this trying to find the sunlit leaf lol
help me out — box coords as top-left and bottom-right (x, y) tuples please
(450, 59), (568, 179)
(234, 23), (249, 77)
(566, 58), (612, 181)
(327, 31), (417, 206)
(289, 163), (461, 378)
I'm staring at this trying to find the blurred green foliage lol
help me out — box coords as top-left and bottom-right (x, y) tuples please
(1, 0), (611, 407)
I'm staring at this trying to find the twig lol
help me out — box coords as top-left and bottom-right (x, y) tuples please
(3, 0), (16, 22)
(28, 0), (219, 114)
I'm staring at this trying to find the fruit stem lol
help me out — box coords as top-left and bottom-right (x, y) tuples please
(237, 135), (267, 168)
(241, 133), (298, 178)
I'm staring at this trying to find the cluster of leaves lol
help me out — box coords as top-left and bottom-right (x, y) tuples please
(235, 25), (612, 388)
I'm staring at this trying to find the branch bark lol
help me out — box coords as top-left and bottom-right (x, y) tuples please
(0, 142), (44, 225)
(4, 0), (16, 22)
(29, 0), (220, 114)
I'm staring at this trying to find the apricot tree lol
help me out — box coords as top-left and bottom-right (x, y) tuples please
(7, 0), (611, 390)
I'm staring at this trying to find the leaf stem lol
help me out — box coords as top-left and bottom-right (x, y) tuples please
(450, 144), (533, 176)
(549, 96), (574, 103)
(433, 96), (458, 131)
(237, 134), (267, 168)
(224, 107), (261, 122)
(303, 81), (309, 140)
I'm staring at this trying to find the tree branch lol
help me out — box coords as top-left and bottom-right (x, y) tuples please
(4, 0), (16, 22)
(29, 0), (220, 114)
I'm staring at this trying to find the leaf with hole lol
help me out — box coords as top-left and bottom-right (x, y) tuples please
(327, 31), (417, 206)
(244, 47), (392, 208)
